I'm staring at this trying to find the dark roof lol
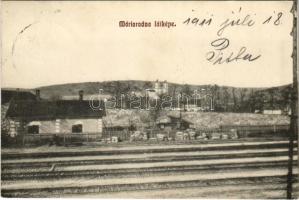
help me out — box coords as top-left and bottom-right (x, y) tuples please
(1, 90), (37, 104)
(156, 115), (194, 125)
(6, 100), (105, 120)
(168, 115), (194, 124)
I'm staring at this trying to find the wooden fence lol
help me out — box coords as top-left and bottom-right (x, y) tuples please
(20, 132), (102, 146)
(220, 124), (290, 132)
(17, 124), (291, 146)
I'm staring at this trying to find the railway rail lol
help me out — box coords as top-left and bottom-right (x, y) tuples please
(1, 149), (293, 170)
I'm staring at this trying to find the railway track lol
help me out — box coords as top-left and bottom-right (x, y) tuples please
(1, 149), (292, 170)
(2, 161), (297, 180)
(2, 173), (298, 198)
(2, 140), (293, 159)
(1, 140), (298, 198)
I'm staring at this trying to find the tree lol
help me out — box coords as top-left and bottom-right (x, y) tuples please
(122, 83), (131, 109)
(223, 87), (230, 112)
(268, 88), (276, 110)
(171, 85), (177, 100)
(182, 84), (192, 96)
(148, 94), (163, 130)
(254, 91), (265, 112)
(281, 86), (292, 113)
(211, 85), (219, 111)
(238, 88), (247, 112)
(182, 84), (192, 111)
(114, 81), (132, 109)
(232, 88), (238, 112)
(247, 89), (256, 112)
(143, 81), (152, 89)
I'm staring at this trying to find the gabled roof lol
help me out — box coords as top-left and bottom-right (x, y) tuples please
(156, 115), (194, 125)
(1, 90), (36, 104)
(6, 100), (105, 120)
(168, 115), (194, 124)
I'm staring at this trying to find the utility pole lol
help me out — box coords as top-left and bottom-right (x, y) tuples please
(179, 92), (182, 129)
(287, 1), (297, 199)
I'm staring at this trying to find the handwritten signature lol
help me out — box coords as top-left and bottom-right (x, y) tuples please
(206, 38), (261, 65)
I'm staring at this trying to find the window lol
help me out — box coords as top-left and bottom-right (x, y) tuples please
(72, 124), (82, 133)
(28, 125), (39, 134)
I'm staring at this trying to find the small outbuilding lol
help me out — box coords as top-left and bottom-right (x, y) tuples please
(156, 115), (194, 130)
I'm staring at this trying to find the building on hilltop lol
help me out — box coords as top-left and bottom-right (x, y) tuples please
(145, 80), (169, 99)
(154, 80), (168, 95)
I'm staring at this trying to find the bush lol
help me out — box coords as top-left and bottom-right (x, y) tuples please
(1, 130), (15, 147)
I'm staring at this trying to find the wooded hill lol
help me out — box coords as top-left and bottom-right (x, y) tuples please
(3, 80), (292, 113)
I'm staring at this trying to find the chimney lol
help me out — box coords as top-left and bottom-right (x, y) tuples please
(79, 90), (84, 100)
(35, 89), (40, 100)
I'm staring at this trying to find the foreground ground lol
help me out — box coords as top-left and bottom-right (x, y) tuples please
(1, 139), (298, 198)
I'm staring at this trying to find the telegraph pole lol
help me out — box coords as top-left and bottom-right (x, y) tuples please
(286, 1), (298, 199)
(179, 92), (182, 129)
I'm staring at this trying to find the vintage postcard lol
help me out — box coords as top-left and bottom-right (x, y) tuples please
(1, 1), (298, 198)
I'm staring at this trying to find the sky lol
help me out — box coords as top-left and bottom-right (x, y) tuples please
(1, 1), (294, 88)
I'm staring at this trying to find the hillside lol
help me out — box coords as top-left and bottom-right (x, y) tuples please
(34, 80), (267, 98)
(1, 80), (292, 113)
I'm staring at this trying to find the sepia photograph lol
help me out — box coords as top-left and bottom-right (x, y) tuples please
(1, 1), (298, 198)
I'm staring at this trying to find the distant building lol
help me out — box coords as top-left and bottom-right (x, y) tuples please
(156, 115), (194, 130)
(263, 110), (283, 115)
(154, 80), (168, 95)
(145, 80), (169, 99)
(259, 103), (284, 115)
(5, 90), (105, 137)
